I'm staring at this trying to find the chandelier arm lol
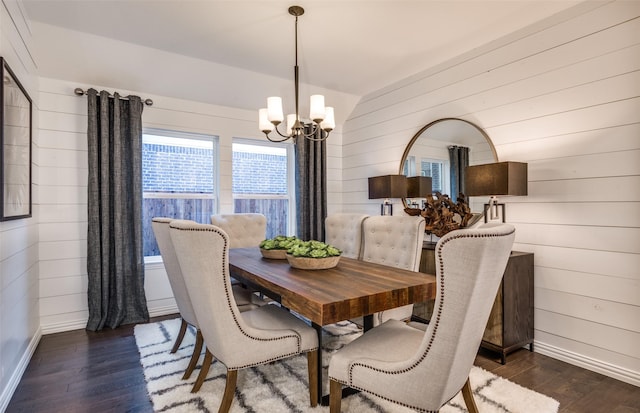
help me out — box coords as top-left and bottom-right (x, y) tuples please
(297, 123), (331, 141)
(265, 122), (330, 142)
(265, 133), (292, 143)
(264, 123), (295, 142)
(303, 130), (330, 141)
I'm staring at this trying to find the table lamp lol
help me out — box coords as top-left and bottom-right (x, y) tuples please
(407, 176), (432, 209)
(465, 161), (527, 222)
(368, 175), (407, 215)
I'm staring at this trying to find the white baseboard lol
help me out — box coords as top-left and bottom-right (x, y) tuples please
(40, 304), (179, 335)
(41, 318), (88, 335)
(534, 340), (640, 387)
(0, 326), (42, 413)
(148, 304), (178, 318)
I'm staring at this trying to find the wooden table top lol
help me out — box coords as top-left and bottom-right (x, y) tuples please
(229, 248), (437, 326)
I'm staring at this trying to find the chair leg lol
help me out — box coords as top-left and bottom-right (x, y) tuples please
(183, 329), (204, 380)
(219, 369), (238, 413)
(461, 377), (479, 413)
(192, 349), (214, 393)
(171, 318), (188, 353)
(329, 379), (343, 413)
(306, 350), (318, 407)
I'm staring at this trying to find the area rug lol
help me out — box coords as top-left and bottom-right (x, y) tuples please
(135, 317), (559, 413)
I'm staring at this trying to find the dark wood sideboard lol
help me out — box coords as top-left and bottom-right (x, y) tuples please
(413, 242), (534, 364)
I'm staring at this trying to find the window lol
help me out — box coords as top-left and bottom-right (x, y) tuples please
(232, 139), (295, 238)
(142, 129), (218, 258)
(420, 159), (446, 193)
(405, 156), (449, 195)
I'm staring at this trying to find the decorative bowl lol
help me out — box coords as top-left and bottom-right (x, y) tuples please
(260, 248), (288, 260)
(286, 254), (341, 270)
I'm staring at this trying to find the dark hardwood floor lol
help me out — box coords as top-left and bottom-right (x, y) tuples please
(7, 314), (639, 413)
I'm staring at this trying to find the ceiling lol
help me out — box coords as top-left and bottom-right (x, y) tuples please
(22, 0), (581, 101)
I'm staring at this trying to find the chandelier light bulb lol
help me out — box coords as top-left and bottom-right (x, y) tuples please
(286, 114), (297, 136)
(309, 95), (326, 122)
(259, 108), (273, 133)
(267, 97), (284, 123)
(320, 107), (335, 131)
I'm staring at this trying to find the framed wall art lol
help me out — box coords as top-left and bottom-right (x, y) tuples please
(0, 57), (32, 221)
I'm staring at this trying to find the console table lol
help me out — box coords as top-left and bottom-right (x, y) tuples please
(414, 242), (534, 364)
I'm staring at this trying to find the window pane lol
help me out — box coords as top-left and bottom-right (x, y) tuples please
(421, 160), (444, 193)
(232, 141), (293, 238)
(232, 143), (287, 194)
(144, 135), (214, 193)
(142, 131), (217, 257)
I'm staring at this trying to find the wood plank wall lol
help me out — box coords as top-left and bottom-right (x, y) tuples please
(0, 0), (39, 410)
(340, 1), (639, 385)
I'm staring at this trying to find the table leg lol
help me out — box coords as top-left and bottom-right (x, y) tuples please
(317, 315), (375, 406)
(311, 322), (323, 406)
(363, 314), (373, 332)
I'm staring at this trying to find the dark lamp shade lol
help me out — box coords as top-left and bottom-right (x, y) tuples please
(368, 175), (407, 199)
(465, 161), (528, 196)
(407, 176), (432, 198)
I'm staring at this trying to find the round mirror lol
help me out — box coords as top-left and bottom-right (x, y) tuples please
(399, 118), (497, 213)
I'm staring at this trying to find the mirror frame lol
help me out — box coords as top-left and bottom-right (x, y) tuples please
(398, 117), (498, 208)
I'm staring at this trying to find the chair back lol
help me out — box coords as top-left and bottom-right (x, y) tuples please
(361, 215), (425, 272)
(361, 215), (426, 325)
(169, 220), (306, 369)
(367, 223), (515, 410)
(151, 217), (198, 327)
(325, 213), (369, 259)
(210, 213), (267, 248)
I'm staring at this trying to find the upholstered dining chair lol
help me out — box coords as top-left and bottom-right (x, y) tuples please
(210, 212), (268, 294)
(151, 217), (267, 389)
(210, 213), (267, 248)
(328, 223), (515, 413)
(325, 213), (369, 259)
(361, 215), (425, 326)
(169, 220), (319, 411)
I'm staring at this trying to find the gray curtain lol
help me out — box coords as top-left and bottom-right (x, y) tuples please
(294, 127), (327, 241)
(449, 145), (469, 202)
(86, 89), (149, 331)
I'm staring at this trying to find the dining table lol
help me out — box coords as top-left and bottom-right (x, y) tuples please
(228, 247), (437, 405)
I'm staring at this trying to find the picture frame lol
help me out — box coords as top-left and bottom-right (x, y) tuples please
(0, 57), (32, 221)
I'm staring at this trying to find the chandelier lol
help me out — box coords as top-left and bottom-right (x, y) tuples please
(258, 5), (335, 142)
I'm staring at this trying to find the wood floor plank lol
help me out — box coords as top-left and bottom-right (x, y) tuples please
(561, 376), (640, 413)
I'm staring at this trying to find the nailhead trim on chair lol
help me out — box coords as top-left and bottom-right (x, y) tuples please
(170, 223), (317, 370)
(338, 227), (516, 412)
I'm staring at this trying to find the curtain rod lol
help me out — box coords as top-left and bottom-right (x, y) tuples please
(74, 88), (154, 106)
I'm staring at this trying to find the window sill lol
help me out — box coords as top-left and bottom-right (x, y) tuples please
(145, 256), (164, 270)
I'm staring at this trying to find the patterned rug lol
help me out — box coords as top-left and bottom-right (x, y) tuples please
(134, 317), (559, 413)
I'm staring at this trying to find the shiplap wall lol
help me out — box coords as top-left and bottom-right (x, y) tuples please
(36, 77), (344, 332)
(342, 1), (639, 385)
(0, 0), (39, 410)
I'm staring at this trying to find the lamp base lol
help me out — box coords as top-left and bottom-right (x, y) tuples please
(483, 202), (505, 223)
(381, 202), (393, 216)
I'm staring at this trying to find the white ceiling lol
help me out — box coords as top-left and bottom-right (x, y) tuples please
(22, 0), (581, 100)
